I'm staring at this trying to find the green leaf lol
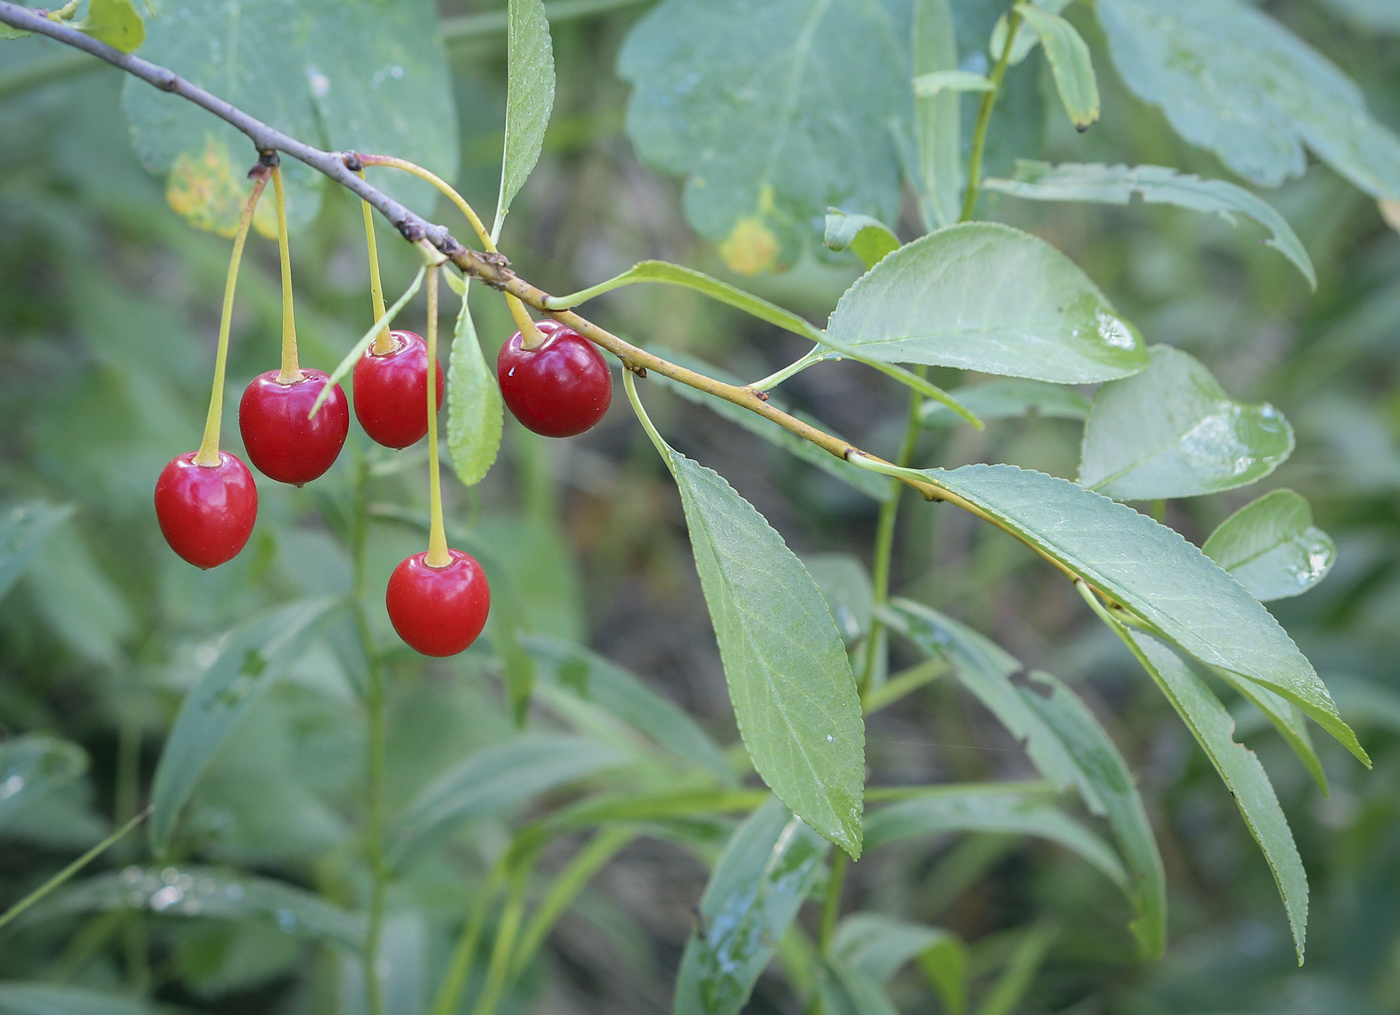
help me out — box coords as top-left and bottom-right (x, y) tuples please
(913, 0), (961, 230)
(912, 70), (995, 96)
(1015, 4), (1098, 130)
(76, 0), (144, 52)
(0, 501), (74, 602)
(806, 554), (876, 645)
(863, 789), (1129, 889)
(1203, 489), (1336, 601)
(1210, 667), (1327, 795)
(25, 866), (364, 950)
(1079, 346), (1294, 500)
(1318, 0), (1400, 33)
(825, 222), (1147, 384)
(0, 984), (167, 1015)
(674, 797), (828, 1015)
(648, 350), (895, 503)
(989, 0), (1073, 64)
(524, 634), (737, 785)
(386, 734), (630, 870)
(975, 923), (1058, 1015)
(0, 735), (88, 830)
(446, 288), (503, 487)
(122, 0), (457, 233)
(833, 914), (967, 1014)
(983, 161), (1316, 288)
(492, 0), (555, 242)
(148, 598), (339, 855)
(489, 593), (537, 728)
(920, 378), (1090, 427)
(1015, 671), (1167, 958)
(628, 378), (866, 855)
(1120, 629), (1308, 962)
(1096, 0), (1400, 201)
(618, 0), (914, 273)
(902, 463), (1366, 764)
(824, 211), (901, 270)
(816, 956), (899, 1015)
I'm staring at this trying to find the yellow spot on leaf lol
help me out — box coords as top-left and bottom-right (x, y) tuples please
(1380, 198), (1400, 234)
(166, 136), (262, 237)
(719, 216), (780, 276)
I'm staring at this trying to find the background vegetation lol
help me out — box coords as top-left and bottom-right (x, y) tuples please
(1, 0), (1399, 1012)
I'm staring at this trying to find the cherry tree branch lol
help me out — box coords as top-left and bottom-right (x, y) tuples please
(0, 0), (1082, 582)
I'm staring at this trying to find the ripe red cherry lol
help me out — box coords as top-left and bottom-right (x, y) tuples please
(352, 330), (444, 449)
(497, 320), (612, 437)
(154, 452), (258, 569)
(238, 369), (349, 485)
(386, 549), (491, 657)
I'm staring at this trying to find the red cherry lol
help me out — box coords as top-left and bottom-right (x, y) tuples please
(154, 452), (258, 569)
(238, 369), (349, 485)
(352, 330), (444, 449)
(386, 549), (491, 657)
(497, 320), (612, 438)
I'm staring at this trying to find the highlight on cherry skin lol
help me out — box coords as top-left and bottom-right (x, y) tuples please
(353, 330), (444, 449)
(497, 320), (612, 438)
(385, 549), (491, 657)
(154, 452), (259, 570)
(238, 369), (349, 486)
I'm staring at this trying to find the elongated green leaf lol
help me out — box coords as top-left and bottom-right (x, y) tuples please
(807, 554), (876, 645)
(902, 463), (1365, 763)
(1016, 671), (1166, 957)
(446, 289), (503, 487)
(523, 634), (736, 784)
(0, 984), (167, 1015)
(551, 259), (822, 337)
(884, 600), (1093, 803)
(1203, 489), (1335, 601)
(1122, 629), (1308, 962)
(1097, 0), (1400, 201)
(1079, 346), (1294, 500)
(387, 734), (630, 869)
(0, 736), (88, 829)
(648, 351), (894, 502)
(674, 797), (828, 1015)
(1210, 667), (1326, 794)
(913, 0), (961, 229)
(25, 866), (364, 950)
(920, 378), (1090, 427)
(834, 914), (967, 1014)
(825, 223), (1147, 384)
(148, 598), (339, 854)
(619, 0), (914, 272)
(976, 923), (1058, 1015)
(1016, 4), (1098, 130)
(123, 0), (456, 233)
(824, 211), (901, 270)
(628, 378), (866, 855)
(912, 70), (995, 96)
(0, 501), (74, 602)
(493, 0), (555, 241)
(76, 0), (144, 52)
(864, 790), (1128, 889)
(983, 161), (1316, 287)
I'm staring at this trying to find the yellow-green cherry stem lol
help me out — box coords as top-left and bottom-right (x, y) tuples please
(423, 263), (451, 569)
(194, 168), (271, 466)
(271, 164), (302, 385)
(357, 168), (394, 356)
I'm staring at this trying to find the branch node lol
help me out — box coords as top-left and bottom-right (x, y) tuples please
(342, 150), (365, 172)
(753, 390), (770, 402)
(258, 150), (279, 168)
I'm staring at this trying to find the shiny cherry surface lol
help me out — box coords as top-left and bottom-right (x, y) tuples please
(497, 320), (612, 437)
(238, 369), (348, 485)
(386, 549), (491, 657)
(154, 452), (258, 569)
(352, 330), (444, 449)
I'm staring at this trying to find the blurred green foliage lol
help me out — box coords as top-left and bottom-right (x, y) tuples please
(1, 1), (1400, 1013)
